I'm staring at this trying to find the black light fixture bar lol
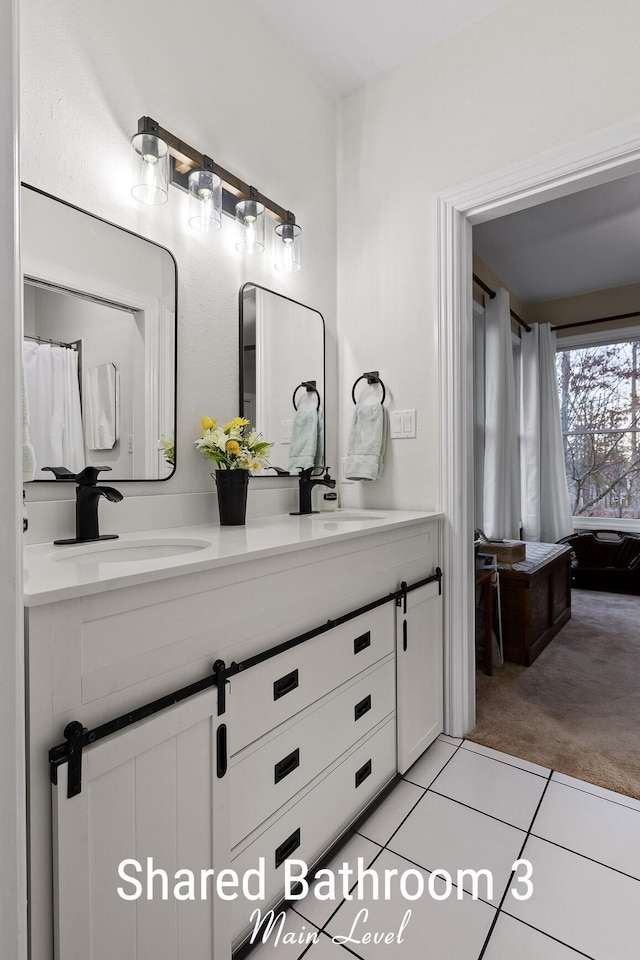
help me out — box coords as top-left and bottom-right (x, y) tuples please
(138, 116), (295, 225)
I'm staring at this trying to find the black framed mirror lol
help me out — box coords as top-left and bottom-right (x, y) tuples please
(21, 184), (177, 481)
(239, 283), (325, 476)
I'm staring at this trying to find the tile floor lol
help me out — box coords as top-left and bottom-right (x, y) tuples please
(246, 736), (640, 959)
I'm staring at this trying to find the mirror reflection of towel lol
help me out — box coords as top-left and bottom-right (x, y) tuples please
(84, 363), (117, 450)
(288, 406), (319, 473)
(344, 402), (387, 481)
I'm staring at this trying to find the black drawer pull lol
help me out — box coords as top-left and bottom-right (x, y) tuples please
(403, 619), (408, 652)
(274, 748), (300, 784)
(275, 828), (300, 868)
(216, 724), (227, 779)
(354, 631), (371, 655)
(354, 695), (372, 721)
(273, 669), (299, 701)
(355, 759), (372, 788)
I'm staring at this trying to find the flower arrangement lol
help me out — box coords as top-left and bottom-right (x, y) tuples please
(195, 416), (272, 472)
(158, 433), (175, 465)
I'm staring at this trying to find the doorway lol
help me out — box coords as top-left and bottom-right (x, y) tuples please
(437, 120), (640, 738)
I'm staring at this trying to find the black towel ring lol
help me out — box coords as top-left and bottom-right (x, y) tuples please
(351, 371), (386, 405)
(292, 380), (321, 411)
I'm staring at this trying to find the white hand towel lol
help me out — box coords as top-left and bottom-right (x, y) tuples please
(288, 406), (318, 473)
(344, 402), (387, 481)
(84, 363), (116, 450)
(21, 348), (36, 483)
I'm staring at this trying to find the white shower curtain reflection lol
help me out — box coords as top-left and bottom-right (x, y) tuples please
(23, 341), (85, 478)
(521, 323), (573, 542)
(482, 288), (521, 539)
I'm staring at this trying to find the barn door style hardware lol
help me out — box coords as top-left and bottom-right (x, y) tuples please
(49, 569), (443, 798)
(49, 660), (225, 797)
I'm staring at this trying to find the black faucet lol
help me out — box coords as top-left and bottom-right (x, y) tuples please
(290, 467), (336, 515)
(42, 466), (124, 545)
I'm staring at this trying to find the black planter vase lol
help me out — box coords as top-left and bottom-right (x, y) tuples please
(214, 469), (249, 525)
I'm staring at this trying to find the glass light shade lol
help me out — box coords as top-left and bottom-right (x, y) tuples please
(274, 222), (302, 273)
(235, 199), (265, 254)
(130, 133), (170, 205)
(188, 169), (222, 232)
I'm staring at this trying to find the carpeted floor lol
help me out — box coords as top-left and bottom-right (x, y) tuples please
(469, 588), (640, 800)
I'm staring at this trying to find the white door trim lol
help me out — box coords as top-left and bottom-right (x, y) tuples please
(1, 0), (27, 957)
(438, 119), (640, 736)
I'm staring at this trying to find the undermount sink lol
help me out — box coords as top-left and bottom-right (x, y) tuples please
(50, 538), (212, 564)
(311, 512), (386, 521)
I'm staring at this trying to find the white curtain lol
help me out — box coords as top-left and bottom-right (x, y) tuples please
(23, 341), (85, 477)
(482, 288), (521, 539)
(521, 323), (573, 542)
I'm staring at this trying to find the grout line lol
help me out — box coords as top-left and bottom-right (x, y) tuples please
(528, 833), (640, 884)
(318, 929), (366, 959)
(377, 846), (497, 908)
(377, 742), (463, 846)
(475, 768), (554, 960)
(550, 772), (640, 814)
(496, 913), (596, 959)
(461, 740), (549, 778)
(401, 739), (463, 791)
(426, 788), (532, 833)
(310, 843), (388, 932)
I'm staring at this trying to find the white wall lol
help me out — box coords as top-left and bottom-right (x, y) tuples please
(338, 0), (640, 511)
(0, 0), (27, 953)
(20, 0), (337, 537)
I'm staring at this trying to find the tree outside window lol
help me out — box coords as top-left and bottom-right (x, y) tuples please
(556, 340), (640, 518)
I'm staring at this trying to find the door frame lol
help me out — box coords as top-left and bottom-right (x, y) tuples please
(437, 119), (640, 736)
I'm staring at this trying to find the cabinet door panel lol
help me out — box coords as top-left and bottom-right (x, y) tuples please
(396, 580), (443, 774)
(52, 690), (229, 960)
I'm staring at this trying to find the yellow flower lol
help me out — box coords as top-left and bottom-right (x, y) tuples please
(200, 416), (216, 430)
(226, 439), (241, 456)
(223, 416), (249, 431)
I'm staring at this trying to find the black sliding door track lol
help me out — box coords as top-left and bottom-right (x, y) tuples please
(49, 568), (442, 797)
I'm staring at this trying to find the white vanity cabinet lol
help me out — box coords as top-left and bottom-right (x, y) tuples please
(23, 512), (442, 960)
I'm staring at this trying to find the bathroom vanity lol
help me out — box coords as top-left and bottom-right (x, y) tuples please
(24, 510), (443, 959)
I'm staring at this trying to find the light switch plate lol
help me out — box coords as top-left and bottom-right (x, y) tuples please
(280, 419), (293, 444)
(389, 409), (416, 439)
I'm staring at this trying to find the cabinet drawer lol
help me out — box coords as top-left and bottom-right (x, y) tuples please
(231, 716), (396, 945)
(228, 603), (395, 754)
(230, 657), (395, 846)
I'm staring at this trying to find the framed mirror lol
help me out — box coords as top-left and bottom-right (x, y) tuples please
(239, 283), (325, 476)
(21, 184), (177, 481)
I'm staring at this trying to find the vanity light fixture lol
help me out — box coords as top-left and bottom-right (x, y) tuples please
(130, 131), (170, 205)
(235, 194), (265, 254)
(274, 218), (302, 272)
(188, 163), (222, 232)
(131, 117), (303, 268)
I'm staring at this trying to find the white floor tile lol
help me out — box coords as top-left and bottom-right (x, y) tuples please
(293, 833), (382, 928)
(462, 740), (550, 777)
(388, 791), (525, 903)
(403, 740), (458, 789)
(325, 848), (495, 960)
(430, 748), (548, 830)
(505, 835), (640, 959)
(438, 734), (463, 746)
(484, 914), (586, 959)
(533, 780), (640, 879)
(305, 931), (357, 958)
(552, 771), (640, 814)
(357, 779), (424, 846)
(245, 909), (320, 960)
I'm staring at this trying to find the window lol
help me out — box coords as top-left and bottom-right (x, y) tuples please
(556, 336), (640, 519)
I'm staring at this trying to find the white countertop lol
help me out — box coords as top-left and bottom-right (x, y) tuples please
(23, 509), (443, 607)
